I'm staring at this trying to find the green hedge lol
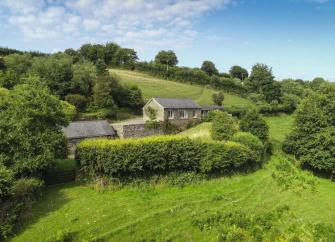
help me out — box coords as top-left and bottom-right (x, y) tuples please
(76, 136), (259, 177)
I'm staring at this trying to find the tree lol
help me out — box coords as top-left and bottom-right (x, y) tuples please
(115, 48), (138, 68)
(79, 43), (104, 63)
(283, 90), (335, 175)
(64, 48), (80, 63)
(71, 62), (96, 97)
(211, 111), (239, 141)
(93, 74), (118, 109)
(124, 86), (144, 110)
(30, 55), (73, 98)
(65, 94), (87, 112)
(240, 109), (269, 142)
(261, 80), (282, 103)
(95, 59), (107, 75)
(229, 66), (248, 81)
(103, 42), (120, 65)
(201, 61), (219, 76)
(245, 63), (282, 103)
(155, 50), (178, 71)
(245, 63), (274, 93)
(310, 77), (327, 91)
(281, 79), (305, 97)
(0, 58), (6, 71)
(212, 92), (225, 106)
(0, 82), (73, 175)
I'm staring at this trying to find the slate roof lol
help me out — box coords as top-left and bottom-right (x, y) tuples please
(201, 105), (224, 111)
(62, 120), (116, 139)
(153, 97), (201, 109)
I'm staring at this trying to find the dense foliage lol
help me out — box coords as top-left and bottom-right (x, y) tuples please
(0, 83), (73, 175)
(211, 111), (239, 141)
(232, 132), (265, 163)
(0, 83), (71, 239)
(76, 136), (261, 178)
(201, 60), (219, 76)
(192, 206), (335, 241)
(0, 50), (144, 116)
(240, 109), (269, 142)
(283, 86), (335, 176)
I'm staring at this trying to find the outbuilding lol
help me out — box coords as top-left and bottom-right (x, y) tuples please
(62, 120), (116, 152)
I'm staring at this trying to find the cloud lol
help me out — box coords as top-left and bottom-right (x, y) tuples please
(0, 0), (234, 51)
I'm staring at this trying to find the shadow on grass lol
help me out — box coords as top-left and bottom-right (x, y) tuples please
(13, 183), (77, 240)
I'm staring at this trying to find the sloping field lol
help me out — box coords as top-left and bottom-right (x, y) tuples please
(11, 115), (335, 241)
(110, 69), (254, 108)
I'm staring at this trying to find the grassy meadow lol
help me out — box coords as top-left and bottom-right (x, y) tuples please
(11, 114), (335, 241)
(110, 69), (253, 108)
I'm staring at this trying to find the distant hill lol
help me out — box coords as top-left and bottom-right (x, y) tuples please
(110, 69), (253, 108)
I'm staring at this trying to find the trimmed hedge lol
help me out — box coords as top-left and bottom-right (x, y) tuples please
(76, 136), (259, 177)
(232, 132), (265, 163)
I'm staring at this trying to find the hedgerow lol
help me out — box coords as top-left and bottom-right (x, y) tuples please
(76, 136), (261, 178)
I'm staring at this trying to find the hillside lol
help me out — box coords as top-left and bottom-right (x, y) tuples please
(110, 69), (253, 108)
(11, 115), (335, 241)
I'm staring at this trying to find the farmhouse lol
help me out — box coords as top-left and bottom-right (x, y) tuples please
(143, 97), (202, 128)
(62, 120), (116, 152)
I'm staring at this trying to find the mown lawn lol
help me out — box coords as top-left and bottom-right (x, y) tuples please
(110, 69), (254, 108)
(11, 115), (335, 241)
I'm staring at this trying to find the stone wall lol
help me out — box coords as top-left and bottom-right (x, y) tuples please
(112, 123), (164, 139)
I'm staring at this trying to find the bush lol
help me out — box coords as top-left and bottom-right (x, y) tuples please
(240, 109), (269, 142)
(46, 229), (73, 242)
(200, 141), (256, 173)
(76, 136), (260, 178)
(0, 165), (13, 200)
(10, 178), (44, 202)
(232, 132), (264, 163)
(211, 111), (239, 141)
(224, 105), (249, 118)
(65, 94), (87, 112)
(0, 178), (44, 240)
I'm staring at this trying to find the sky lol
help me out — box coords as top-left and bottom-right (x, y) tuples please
(0, 0), (335, 80)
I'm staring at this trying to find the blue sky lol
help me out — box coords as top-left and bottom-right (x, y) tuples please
(0, 0), (334, 80)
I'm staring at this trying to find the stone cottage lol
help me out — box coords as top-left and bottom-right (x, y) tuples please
(62, 120), (116, 152)
(143, 97), (202, 128)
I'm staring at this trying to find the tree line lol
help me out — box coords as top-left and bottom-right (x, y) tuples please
(2, 43), (332, 115)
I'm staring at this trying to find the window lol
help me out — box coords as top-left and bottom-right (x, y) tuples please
(193, 110), (197, 118)
(179, 110), (188, 119)
(168, 110), (174, 119)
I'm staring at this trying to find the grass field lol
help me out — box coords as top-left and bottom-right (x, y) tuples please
(11, 115), (335, 241)
(264, 114), (295, 142)
(110, 69), (253, 108)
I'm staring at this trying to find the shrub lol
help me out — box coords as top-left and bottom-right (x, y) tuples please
(202, 110), (217, 122)
(283, 91), (335, 176)
(76, 136), (260, 178)
(224, 105), (248, 118)
(10, 178), (44, 202)
(65, 94), (87, 112)
(200, 141), (255, 173)
(211, 111), (239, 141)
(240, 109), (269, 142)
(0, 165), (13, 200)
(232, 132), (264, 162)
(46, 229), (73, 242)
(0, 178), (44, 239)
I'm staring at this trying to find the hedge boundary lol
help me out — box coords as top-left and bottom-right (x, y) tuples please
(76, 136), (261, 177)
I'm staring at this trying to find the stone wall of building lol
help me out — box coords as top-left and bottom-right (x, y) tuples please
(112, 123), (164, 139)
